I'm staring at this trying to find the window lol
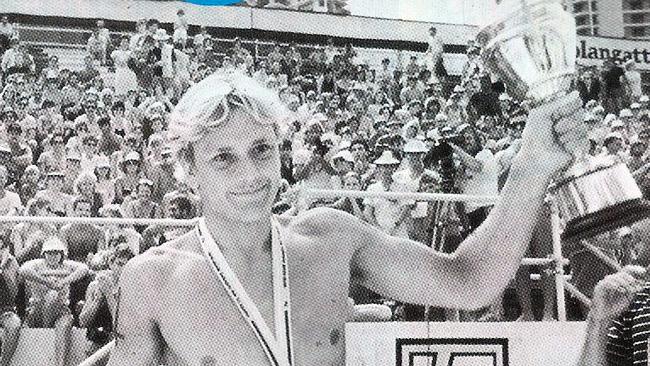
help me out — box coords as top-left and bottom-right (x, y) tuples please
(631, 26), (648, 37)
(629, 13), (647, 23)
(577, 28), (592, 35)
(592, 15), (599, 25)
(591, 1), (598, 11)
(593, 27), (599, 35)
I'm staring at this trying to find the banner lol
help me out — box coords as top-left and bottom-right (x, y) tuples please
(576, 36), (650, 70)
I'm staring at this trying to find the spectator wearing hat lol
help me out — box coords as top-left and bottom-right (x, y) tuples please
(114, 151), (143, 205)
(0, 232), (20, 366)
(602, 132), (628, 163)
(110, 133), (143, 178)
(393, 140), (440, 241)
(121, 178), (159, 232)
(19, 236), (88, 366)
(610, 119), (630, 144)
(67, 171), (103, 217)
(363, 150), (408, 237)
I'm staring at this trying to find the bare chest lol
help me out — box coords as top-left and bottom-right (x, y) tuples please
(157, 240), (353, 366)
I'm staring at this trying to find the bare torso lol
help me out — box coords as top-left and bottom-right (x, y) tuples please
(129, 213), (357, 366)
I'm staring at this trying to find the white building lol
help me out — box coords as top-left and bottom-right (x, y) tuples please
(569, 0), (650, 39)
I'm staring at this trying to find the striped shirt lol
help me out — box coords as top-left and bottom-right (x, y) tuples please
(606, 285), (650, 365)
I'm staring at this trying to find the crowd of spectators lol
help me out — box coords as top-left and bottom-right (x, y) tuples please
(0, 9), (648, 365)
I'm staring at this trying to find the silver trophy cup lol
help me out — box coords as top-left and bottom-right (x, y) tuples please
(477, 0), (650, 241)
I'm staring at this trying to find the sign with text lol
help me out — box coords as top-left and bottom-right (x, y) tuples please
(576, 36), (650, 70)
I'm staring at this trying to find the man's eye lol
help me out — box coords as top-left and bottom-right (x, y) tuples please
(213, 153), (235, 167)
(252, 144), (272, 159)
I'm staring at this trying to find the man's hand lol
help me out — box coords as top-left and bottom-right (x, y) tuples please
(591, 265), (647, 322)
(516, 91), (588, 177)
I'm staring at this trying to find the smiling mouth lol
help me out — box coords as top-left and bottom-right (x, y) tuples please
(230, 183), (269, 196)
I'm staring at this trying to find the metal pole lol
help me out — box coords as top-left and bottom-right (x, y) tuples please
(549, 198), (567, 322)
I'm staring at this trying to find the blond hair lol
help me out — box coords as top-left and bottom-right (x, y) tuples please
(168, 70), (288, 171)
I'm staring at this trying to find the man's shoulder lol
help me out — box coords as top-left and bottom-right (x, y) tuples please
(289, 207), (365, 239)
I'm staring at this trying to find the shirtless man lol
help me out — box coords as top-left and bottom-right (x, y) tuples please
(108, 71), (587, 366)
(20, 236), (89, 366)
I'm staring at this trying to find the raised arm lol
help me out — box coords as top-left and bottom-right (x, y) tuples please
(107, 254), (164, 366)
(60, 260), (89, 286)
(349, 92), (586, 309)
(19, 259), (52, 287)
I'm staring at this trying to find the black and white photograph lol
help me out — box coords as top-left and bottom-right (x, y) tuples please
(0, 0), (648, 365)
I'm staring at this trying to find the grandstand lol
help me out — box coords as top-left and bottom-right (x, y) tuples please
(0, 0), (647, 365)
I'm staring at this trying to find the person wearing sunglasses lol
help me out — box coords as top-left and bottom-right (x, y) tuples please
(107, 71), (588, 366)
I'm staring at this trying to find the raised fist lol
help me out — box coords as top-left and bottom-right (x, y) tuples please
(517, 91), (588, 177)
(591, 265), (648, 322)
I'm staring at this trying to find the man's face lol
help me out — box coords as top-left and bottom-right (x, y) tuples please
(7, 128), (21, 144)
(47, 176), (64, 191)
(350, 143), (367, 160)
(335, 159), (353, 174)
(342, 177), (361, 191)
(78, 180), (94, 195)
(84, 139), (98, 154)
(43, 251), (62, 267)
(137, 184), (152, 200)
(606, 139), (623, 154)
(74, 202), (92, 217)
(66, 159), (81, 172)
(304, 125), (322, 145)
(191, 111), (281, 223)
(168, 203), (182, 219)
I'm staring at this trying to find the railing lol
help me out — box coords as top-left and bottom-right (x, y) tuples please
(2, 189), (609, 365)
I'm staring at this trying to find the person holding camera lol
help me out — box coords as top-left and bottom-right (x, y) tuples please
(448, 123), (499, 233)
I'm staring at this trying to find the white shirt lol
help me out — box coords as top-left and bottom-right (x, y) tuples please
(461, 149), (499, 212)
(0, 190), (22, 216)
(364, 180), (408, 238)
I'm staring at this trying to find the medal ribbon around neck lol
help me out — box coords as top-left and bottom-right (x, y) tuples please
(197, 217), (294, 366)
